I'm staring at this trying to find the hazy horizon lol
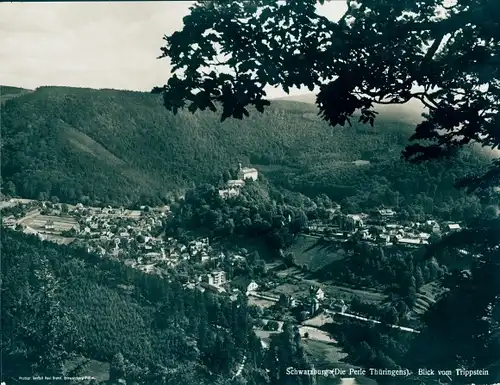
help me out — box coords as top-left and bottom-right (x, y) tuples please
(0, 1), (347, 99)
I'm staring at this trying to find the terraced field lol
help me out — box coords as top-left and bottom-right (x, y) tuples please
(25, 215), (79, 232)
(413, 281), (447, 315)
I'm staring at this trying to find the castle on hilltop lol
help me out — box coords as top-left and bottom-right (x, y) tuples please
(218, 163), (259, 199)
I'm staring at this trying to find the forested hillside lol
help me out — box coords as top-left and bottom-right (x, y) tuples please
(1, 229), (314, 385)
(1, 86), (493, 216)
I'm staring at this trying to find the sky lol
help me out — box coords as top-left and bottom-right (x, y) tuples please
(0, 1), (347, 98)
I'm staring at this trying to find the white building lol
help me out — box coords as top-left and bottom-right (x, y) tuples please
(398, 238), (429, 246)
(237, 163), (258, 181)
(419, 232), (431, 240)
(206, 270), (227, 287)
(247, 281), (259, 293)
(378, 208), (396, 217)
(219, 188), (240, 199)
(200, 252), (210, 263)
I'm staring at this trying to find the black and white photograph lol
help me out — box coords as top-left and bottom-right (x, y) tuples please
(1, 1), (499, 385)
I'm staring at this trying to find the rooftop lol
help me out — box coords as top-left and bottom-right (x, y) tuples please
(227, 179), (245, 186)
(398, 238), (428, 245)
(240, 167), (258, 173)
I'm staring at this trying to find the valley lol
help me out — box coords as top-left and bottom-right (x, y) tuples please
(1, 86), (498, 385)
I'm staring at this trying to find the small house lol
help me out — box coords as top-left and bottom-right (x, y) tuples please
(330, 299), (348, 314)
(419, 232), (431, 241)
(303, 298), (320, 316)
(200, 252), (210, 263)
(232, 277), (259, 295)
(346, 214), (364, 228)
(219, 188), (240, 199)
(310, 286), (325, 301)
(425, 220), (441, 233)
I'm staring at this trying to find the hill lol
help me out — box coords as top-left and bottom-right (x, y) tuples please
(0, 86), (412, 205)
(1, 86), (493, 217)
(276, 93), (500, 158)
(0, 85), (33, 103)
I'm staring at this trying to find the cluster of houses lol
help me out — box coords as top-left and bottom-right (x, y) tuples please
(362, 218), (462, 247)
(181, 268), (346, 322)
(128, 238), (259, 277)
(218, 163), (259, 199)
(306, 207), (463, 248)
(76, 211), (164, 253)
(113, 236), (223, 274)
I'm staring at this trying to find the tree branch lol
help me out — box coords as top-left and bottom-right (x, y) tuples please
(421, 31), (447, 66)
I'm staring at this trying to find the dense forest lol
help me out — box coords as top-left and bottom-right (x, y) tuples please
(1, 86), (494, 215)
(1, 229), (314, 385)
(165, 178), (316, 255)
(317, 239), (447, 302)
(268, 150), (496, 222)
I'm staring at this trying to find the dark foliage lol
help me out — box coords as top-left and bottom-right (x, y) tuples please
(158, 0), (499, 191)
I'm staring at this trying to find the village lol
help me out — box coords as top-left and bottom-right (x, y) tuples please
(305, 207), (462, 247)
(1, 168), (465, 345)
(1, 165), (468, 349)
(1, 165), (475, 384)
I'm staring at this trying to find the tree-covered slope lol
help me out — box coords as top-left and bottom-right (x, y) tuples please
(1, 229), (314, 385)
(1, 86), (492, 212)
(1, 86), (415, 205)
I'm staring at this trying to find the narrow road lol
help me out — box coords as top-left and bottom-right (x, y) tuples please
(325, 310), (420, 333)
